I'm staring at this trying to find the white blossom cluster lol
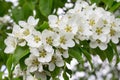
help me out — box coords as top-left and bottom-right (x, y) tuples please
(0, 15), (11, 24)
(4, 16), (70, 79)
(49, 0), (120, 50)
(4, 0), (120, 79)
(69, 56), (120, 80)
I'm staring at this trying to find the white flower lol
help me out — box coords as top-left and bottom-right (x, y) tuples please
(0, 15), (11, 24)
(35, 72), (47, 80)
(13, 64), (23, 77)
(4, 36), (17, 54)
(42, 30), (59, 52)
(56, 31), (75, 50)
(56, 48), (69, 58)
(25, 54), (43, 72)
(107, 18), (120, 44)
(11, 24), (26, 46)
(91, 18), (110, 42)
(90, 39), (108, 50)
(11, 24), (23, 38)
(26, 30), (42, 47)
(76, 19), (93, 41)
(59, 14), (78, 34)
(48, 15), (60, 28)
(19, 16), (39, 28)
(48, 53), (64, 71)
(30, 46), (54, 63)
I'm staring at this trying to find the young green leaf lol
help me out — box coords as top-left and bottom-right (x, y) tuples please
(68, 46), (83, 63)
(51, 67), (60, 79)
(12, 46), (29, 65)
(39, 0), (53, 17)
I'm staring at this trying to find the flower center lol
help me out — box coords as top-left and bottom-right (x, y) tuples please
(111, 22), (116, 27)
(39, 50), (46, 58)
(65, 25), (72, 32)
(96, 27), (102, 35)
(60, 36), (66, 44)
(78, 27), (83, 33)
(23, 29), (30, 36)
(89, 19), (95, 26)
(110, 29), (115, 36)
(46, 36), (53, 45)
(34, 35), (41, 43)
(32, 59), (39, 66)
(96, 39), (101, 44)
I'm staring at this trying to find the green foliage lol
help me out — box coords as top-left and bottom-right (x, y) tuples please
(36, 21), (49, 31)
(68, 46), (83, 63)
(12, 46), (29, 65)
(0, 1), (12, 16)
(39, 0), (53, 17)
(51, 67), (60, 79)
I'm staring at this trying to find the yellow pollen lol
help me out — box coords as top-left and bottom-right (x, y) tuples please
(23, 29), (30, 36)
(34, 36), (41, 43)
(111, 22), (116, 27)
(60, 36), (66, 44)
(89, 19), (95, 26)
(110, 29), (115, 36)
(96, 27), (102, 35)
(39, 50), (46, 57)
(46, 36), (53, 45)
(65, 26), (72, 32)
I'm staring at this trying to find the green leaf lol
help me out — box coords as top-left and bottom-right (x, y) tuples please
(0, 72), (3, 80)
(63, 72), (69, 80)
(11, 7), (24, 23)
(90, 0), (101, 5)
(0, 1), (12, 16)
(36, 21), (49, 31)
(22, 2), (33, 19)
(102, 0), (114, 8)
(80, 48), (93, 69)
(65, 67), (72, 78)
(109, 2), (120, 12)
(51, 67), (60, 78)
(53, 0), (67, 9)
(19, 53), (29, 70)
(39, 0), (53, 17)
(91, 48), (107, 61)
(105, 44), (114, 62)
(6, 55), (13, 79)
(68, 46), (83, 63)
(12, 1), (33, 23)
(13, 46), (29, 65)
(110, 42), (119, 65)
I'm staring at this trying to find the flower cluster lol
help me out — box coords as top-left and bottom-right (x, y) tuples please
(4, 0), (120, 79)
(4, 16), (71, 79)
(49, 0), (120, 50)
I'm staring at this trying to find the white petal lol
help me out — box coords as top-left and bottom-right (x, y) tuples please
(99, 35), (107, 42)
(44, 45), (53, 52)
(56, 59), (64, 67)
(48, 15), (57, 23)
(66, 40), (75, 47)
(29, 66), (37, 72)
(111, 37), (119, 44)
(30, 48), (39, 56)
(63, 51), (69, 58)
(99, 43), (107, 50)
(89, 41), (97, 49)
(38, 64), (43, 72)
(18, 21), (27, 28)
(49, 62), (55, 71)
(4, 46), (15, 53)
(28, 16), (39, 26)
